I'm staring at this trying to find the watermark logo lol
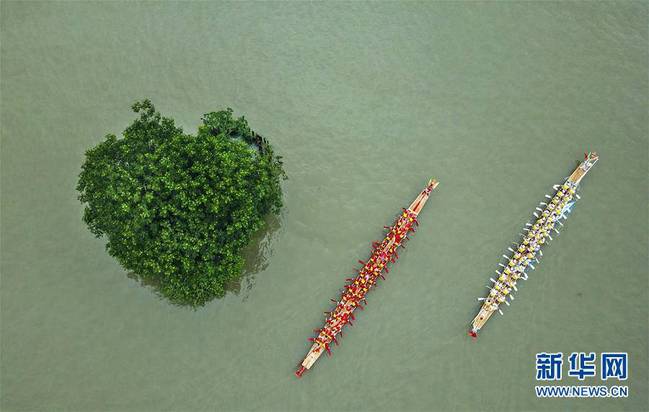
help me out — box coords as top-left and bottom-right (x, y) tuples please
(536, 352), (563, 381)
(535, 352), (628, 398)
(601, 353), (628, 381)
(568, 352), (596, 380)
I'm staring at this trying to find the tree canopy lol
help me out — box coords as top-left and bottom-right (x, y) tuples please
(77, 100), (285, 305)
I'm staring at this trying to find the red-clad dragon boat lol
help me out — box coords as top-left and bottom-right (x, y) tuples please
(295, 179), (439, 377)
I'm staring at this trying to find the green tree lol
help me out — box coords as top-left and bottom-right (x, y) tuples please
(77, 100), (285, 306)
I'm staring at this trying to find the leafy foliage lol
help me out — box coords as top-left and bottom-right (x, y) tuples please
(77, 100), (285, 305)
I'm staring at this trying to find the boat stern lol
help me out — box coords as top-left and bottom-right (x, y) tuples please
(569, 152), (599, 185)
(295, 365), (307, 378)
(408, 179), (439, 215)
(470, 306), (496, 337)
(294, 343), (323, 378)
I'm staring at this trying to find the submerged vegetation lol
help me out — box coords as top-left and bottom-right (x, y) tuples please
(77, 100), (285, 305)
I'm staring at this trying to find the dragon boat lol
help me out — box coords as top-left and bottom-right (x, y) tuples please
(469, 152), (599, 337)
(295, 178), (439, 377)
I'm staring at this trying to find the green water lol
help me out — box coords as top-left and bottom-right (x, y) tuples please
(2, 2), (647, 411)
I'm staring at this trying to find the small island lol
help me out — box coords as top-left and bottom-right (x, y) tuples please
(77, 100), (286, 306)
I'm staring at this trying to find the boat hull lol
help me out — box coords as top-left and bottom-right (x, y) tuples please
(296, 179), (439, 377)
(469, 153), (598, 337)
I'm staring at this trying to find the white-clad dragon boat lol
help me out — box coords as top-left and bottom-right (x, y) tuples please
(469, 152), (599, 337)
